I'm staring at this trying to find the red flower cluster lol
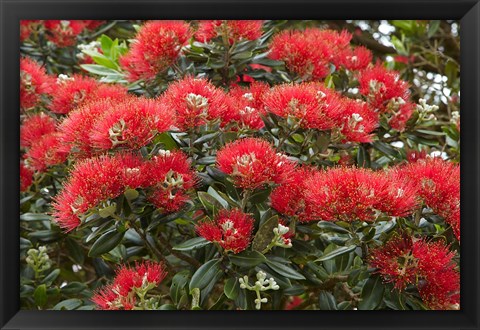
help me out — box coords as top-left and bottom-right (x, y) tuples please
(224, 81), (269, 130)
(369, 235), (459, 310)
(270, 167), (315, 221)
(269, 29), (369, 80)
(43, 20), (89, 47)
(196, 209), (254, 253)
(50, 74), (128, 114)
(52, 151), (195, 231)
(20, 113), (57, 148)
(216, 137), (295, 190)
(162, 76), (228, 131)
(120, 21), (192, 82)
(92, 261), (167, 310)
(195, 20), (263, 43)
(20, 58), (54, 109)
(304, 167), (417, 222)
(396, 157), (460, 240)
(20, 161), (34, 192)
(335, 98), (378, 143)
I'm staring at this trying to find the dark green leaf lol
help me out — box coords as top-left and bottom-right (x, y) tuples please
(318, 290), (337, 310)
(224, 277), (240, 300)
(252, 215), (278, 252)
(20, 213), (52, 221)
(88, 230), (125, 257)
(229, 250), (266, 268)
(173, 237), (211, 251)
(358, 275), (385, 310)
(265, 260), (306, 280)
(189, 259), (222, 291)
(34, 284), (48, 307)
(53, 298), (83, 310)
(170, 271), (189, 305)
(317, 221), (351, 234)
(315, 245), (356, 262)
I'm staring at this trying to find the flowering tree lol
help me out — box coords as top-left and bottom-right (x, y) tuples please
(20, 20), (460, 311)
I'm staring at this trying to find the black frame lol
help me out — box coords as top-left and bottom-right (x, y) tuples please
(1, 0), (479, 329)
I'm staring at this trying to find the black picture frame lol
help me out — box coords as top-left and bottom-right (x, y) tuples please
(1, 1), (479, 329)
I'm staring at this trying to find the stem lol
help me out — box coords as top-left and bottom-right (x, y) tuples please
(130, 221), (171, 271)
(240, 189), (251, 211)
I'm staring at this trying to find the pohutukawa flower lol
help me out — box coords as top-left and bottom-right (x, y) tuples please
(268, 29), (352, 80)
(387, 100), (415, 132)
(216, 137), (295, 190)
(52, 153), (149, 231)
(397, 157), (460, 240)
(369, 235), (459, 310)
(89, 97), (175, 151)
(195, 20), (263, 43)
(147, 150), (197, 213)
(43, 20), (88, 47)
(50, 75), (99, 114)
(20, 57), (54, 109)
(304, 167), (417, 222)
(357, 64), (410, 111)
(333, 46), (372, 71)
(92, 261), (167, 310)
(20, 113), (57, 148)
(196, 209), (254, 253)
(20, 161), (34, 192)
(223, 81), (269, 130)
(120, 21), (192, 82)
(270, 167), (316, 221)
(25, 133), (68, 172)
(162, 76), (228, 131)
(263, 83), (341, 130)
(334, 98), (378, 143)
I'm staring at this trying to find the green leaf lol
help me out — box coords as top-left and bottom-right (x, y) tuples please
(61, 282), (87, 294)
(173, 237), (211, 251)
(20, 213), (52, 221)
(98, 204), (116, 218)
(224, 277), (240, 300)
(124, 189), (139, 201)
(100, 34), (113, 57)
(318, 290), (337, 310)
(315, 245), (356, 262)
(53, 298), (83, 310)
(41, 269), (60, 286)
(198, 191), (224, 213)
(358, 275), (385, 310)
(427, 20), (441, 38)
(34, 284), (48, 307)
(265, 260), (306, 280)
(252, 215), (279, 252)
(170, 271), (189, 305)
(80, 64), (121, 76)
(189, 259), (222, 291)
(317, 221), (350, 234)
(372, 141), (401, 159)
(229, 250), (266, 268)
(88, 230), (125, 257)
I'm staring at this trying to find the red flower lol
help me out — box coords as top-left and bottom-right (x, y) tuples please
(216, 137), (295, 190)
(196, 209), (254, 253)
(52, 153), (148, 231)
(120, 21), (192, 82)
(50, 75), (100, 114)
(270, 167), (316, 221)
(20, 161), (34, 192)
(388, 101), (415, 132)
(357, 64), (410, 111)
(397, 157), (460, 240)
(20, 57), (54, 109)
(333, 46), (372, 71)
(162, 76), (228, 131)
(334, 98), (378, 143)
(269, 29), (352, 80)
(223, 81), (269, 130)
(304, 167), (417, 222)
(89, 97), (175, 151)
(285, 296), (304, 310)
(263, 83), (341, 130)
(20, 113), (57, 148)
(147, 150), (197, 213)
(369, 235), (459, 310)
(25, 133), (68, 172)
(43, 20), (88, 47)
(92, 261), (167, 310)
(195, 20), (263, 43)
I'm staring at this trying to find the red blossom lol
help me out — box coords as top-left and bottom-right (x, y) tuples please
(20, 161), (34, 192)
(120, 21), (192, 82)
(369, 235), (459, 310)
(89, 97), (175, 151)
(216, 137), (295, 190)
(20, 57), (54, 109)
(147, 150), (197, 213)
(50, 75), (99, 114)
(92, 261), (167, 310)
(269, 29), (352, 80)
(396, 157), (460, 240)
(25, 133), (68, 172)
(333, 46), (373, 71)
(334, 98), (379, 143)
(270, 167), (316, 221)
(357, 64), (410, 111)
(196, 209), (254, 253)
(304, 167), (417, 222)
(43, 20), (88, 47)
(20, 113), (57, 148)
(162, 76), (228, 131)
(195, 20), (263, 43)
(263, 83), (342, 130)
